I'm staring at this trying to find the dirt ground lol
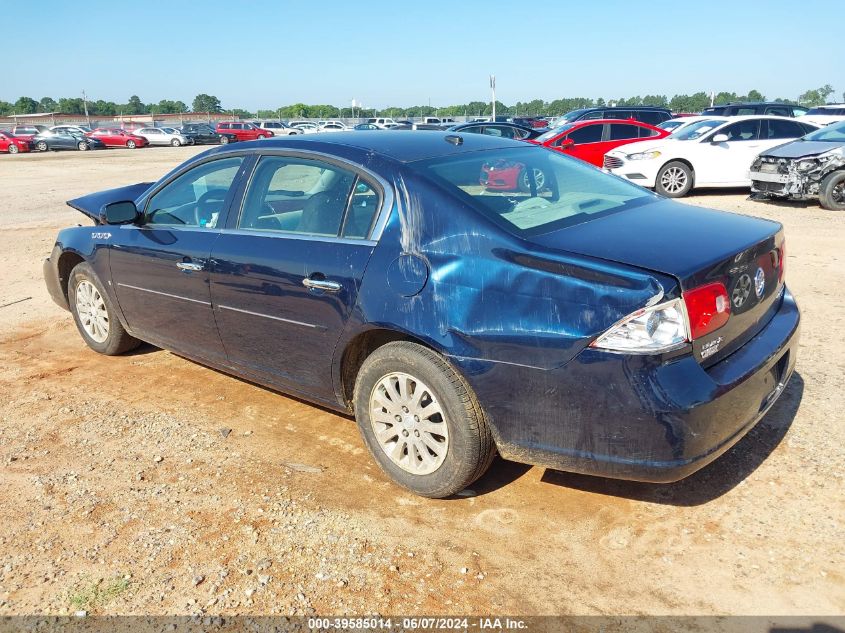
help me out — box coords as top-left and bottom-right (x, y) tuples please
(0, 147), (842, 617)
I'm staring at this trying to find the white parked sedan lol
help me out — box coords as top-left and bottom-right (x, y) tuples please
(317, 120), (349, 133)
(134, 127), (191, 147)
(603, 115), (819, 197)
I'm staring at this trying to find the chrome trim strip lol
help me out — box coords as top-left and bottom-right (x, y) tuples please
(220, 227), (376, 246)
(117, 283), (211, 306)
(217, 304), (324, 330)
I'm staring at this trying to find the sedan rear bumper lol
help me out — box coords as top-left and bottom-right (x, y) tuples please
(455, 287), (800, 482)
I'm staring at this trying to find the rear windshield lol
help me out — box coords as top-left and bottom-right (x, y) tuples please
(413, 146), (654, 237)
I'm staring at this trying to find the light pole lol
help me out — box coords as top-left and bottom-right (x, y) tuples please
(82, 89), (91, 127)
(490, 75), (496, 121)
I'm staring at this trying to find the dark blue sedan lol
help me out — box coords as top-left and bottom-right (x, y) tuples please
(43, 132), (800, 497)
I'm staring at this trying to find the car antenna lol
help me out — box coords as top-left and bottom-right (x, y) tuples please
(444, 135), (463, 146)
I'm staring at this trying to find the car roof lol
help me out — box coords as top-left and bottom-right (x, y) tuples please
(207, 130), (525, 163)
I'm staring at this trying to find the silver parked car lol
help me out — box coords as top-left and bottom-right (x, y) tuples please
(134, 127), (191, 147)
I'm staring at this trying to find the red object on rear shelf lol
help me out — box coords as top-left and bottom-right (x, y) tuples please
(683, 282), (730, 340)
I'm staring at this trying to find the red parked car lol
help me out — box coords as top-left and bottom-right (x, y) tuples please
(0, 130), (32, 154)
(88, 128), (149, 149)
(529, 119), (670, 167)
(216, 121), (273, 141)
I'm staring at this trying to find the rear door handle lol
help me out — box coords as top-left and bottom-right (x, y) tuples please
(176, 261), (204, 272)
(302, 277), (342, 292)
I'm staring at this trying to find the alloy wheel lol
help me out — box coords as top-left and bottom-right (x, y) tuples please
(369, 372), (449, 475)
(660, 167), (688, 194)
(75, 280), (109, 343)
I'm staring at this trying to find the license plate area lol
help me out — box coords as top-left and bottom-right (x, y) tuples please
(759, 351), (789, 412)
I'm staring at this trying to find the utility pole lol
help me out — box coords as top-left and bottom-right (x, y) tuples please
(490, 75), (496, 121)
(82, 89), (90, 127)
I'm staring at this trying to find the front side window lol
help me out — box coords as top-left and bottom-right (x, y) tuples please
(416, 146), (654, 237)
(567, 124), (603, 144)
(238, 156), (380, 239)
(720, 120), (761, 141)
(146, 157), (244, 228)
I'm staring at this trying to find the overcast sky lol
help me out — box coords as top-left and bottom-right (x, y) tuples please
(4, 0), (842, 110)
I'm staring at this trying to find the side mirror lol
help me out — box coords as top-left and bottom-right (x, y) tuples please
(100, 200), (139, 225)
(711, 134), (729, 143)
(560, 138), (575, 149)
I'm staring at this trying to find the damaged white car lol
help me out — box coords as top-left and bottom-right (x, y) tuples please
(750, 120), (845, 210)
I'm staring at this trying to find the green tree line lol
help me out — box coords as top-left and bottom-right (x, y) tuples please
(1, 85), (837, 119)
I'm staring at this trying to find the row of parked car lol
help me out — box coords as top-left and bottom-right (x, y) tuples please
(0, 122), (243, 153)
(441, 104), (845, 210)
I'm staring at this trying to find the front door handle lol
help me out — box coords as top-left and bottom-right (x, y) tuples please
(176, 261), (204, 272)
(302, 277), (342, 292)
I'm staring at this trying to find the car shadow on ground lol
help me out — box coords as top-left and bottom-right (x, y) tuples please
(471, 372), (804, 505)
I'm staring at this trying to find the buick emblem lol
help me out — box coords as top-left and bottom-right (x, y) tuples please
(732, 274), (752, 308)
(754, 267), (766, 298)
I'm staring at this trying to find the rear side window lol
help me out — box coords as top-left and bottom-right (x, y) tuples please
(567, 124), (603, 144)
(638, 111), (662, 125)
(238, 156), (379, 239)
(640, 126), (661, 138)
(765, 119), (805, 139)
(609, 124), (640, 140)
(766, 106), (791, 117)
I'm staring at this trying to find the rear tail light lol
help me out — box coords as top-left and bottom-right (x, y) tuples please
(592, 281), (732, 354)
(683, 282), (730, 340)
(776, 242), (786, 284)
(590, 298), (688, 353)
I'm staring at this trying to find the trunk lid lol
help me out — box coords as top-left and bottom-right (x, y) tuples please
(67, 182), (153, 224)
(531, 199), (785, 366)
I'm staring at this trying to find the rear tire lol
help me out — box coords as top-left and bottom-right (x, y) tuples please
(353, 341), (495, 498)
(68, 262), (141, 356)
(655, 161), (693, 198)
(8, 144), (19, 154)
(220, 135), (230, 144)
(819, 171), (845, 211)
(35, 140), (48, 152)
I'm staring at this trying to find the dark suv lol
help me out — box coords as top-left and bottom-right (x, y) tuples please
(556, 106), (672, 126)
(701, 102), (808, 117)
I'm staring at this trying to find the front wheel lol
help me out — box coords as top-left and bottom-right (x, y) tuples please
(655, 161), (693, 198)
(819, 171), (845, 211)
(78, 141), (88, 151)
(353, 341), (495, 498)
(126, 140), (136, 149)
(68, 262), (141, 356)
(8, 144), (19, 154)
(36, 140), (48, 152)
(171, 138), (181, 147)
